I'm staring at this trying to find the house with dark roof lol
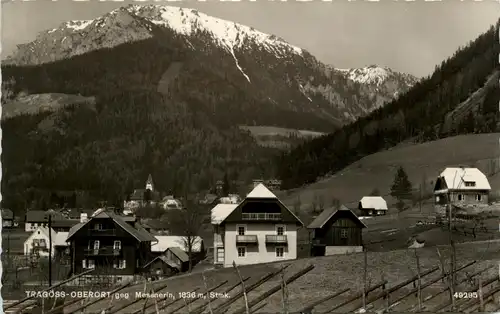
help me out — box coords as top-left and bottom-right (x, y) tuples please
(2, 209), (14, 228)
(143, 247), (191, 279)
(211, 183), (303, 268)
(25, 210), (66, 232)
(307, 205), (367, 256)
(66, 209), (158, 285)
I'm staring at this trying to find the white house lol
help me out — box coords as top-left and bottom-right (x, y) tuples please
(23, 226), (69, 257)
(211, 183), (304, 268)
(434, 167), (491, 213)
(358, 196), (388, 216)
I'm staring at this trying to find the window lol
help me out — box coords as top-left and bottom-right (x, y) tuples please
(476, 194), (482, 201)
(237, 247), (246, 257)
(94, 223), (103, 230)
(276, 225), (285, 236)
(458, 194), (464, 201)
(113, 241), (121, 250)
(340, 229), (348, 239)
(237, 225), (246, 236)
(93, 240), (100, 250)
(464, 181), (476, 187)
(83, 259), (95, 269)
(276, 247), (284, 258)
(119, 260), (126, 269)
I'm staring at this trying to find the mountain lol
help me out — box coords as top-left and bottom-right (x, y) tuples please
(3, 4), (416, 128)
(1, 4), (416, 212)
(276, 19), (500, 190)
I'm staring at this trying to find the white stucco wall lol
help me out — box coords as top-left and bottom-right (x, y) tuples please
(222, 223), (298, 267)
(24, 229), (54, 256)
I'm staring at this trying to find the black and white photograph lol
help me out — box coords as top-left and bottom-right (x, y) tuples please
(1, 0), (499, 313)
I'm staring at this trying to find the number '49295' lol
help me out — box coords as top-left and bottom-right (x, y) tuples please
(453, 292), (478, 299)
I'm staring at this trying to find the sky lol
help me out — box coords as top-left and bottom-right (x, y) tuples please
(1, 0), (499, 78)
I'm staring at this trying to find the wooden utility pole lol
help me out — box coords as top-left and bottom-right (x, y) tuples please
(419, 184), (423, 213)
(447, 190), (456, 310)
(48, 214), (52, 287)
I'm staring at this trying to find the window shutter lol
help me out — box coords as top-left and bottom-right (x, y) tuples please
(123, 260), (126, 269)
(82, 260), (87, 269)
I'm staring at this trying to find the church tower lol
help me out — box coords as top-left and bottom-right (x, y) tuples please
(145, 174), (154, 191)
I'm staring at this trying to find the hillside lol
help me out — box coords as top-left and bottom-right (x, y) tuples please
(278, 133), (500, 216)
(0, 4), (416, 213)
(64, 241), (500, 314)
(276, 19), (499, 189)
(239, 125), (325, 149)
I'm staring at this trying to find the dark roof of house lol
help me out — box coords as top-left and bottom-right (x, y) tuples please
(26, 210), (65, 222)
(61, 209), (94, 219)
(143, 255), (181, 271)
(2, 209), (14, 220)
(67, 210), (157, 242)
(307, 205), (367, 229)
(167, 247), (189, 262)
(51, 219), (79, 228)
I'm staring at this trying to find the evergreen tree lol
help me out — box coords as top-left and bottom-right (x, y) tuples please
(390, 166), (413, 212)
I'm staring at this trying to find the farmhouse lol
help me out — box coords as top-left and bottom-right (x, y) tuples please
(358, 196), (388, 216)
(211, 183), (303, 268)
(308, 205), (367, 256)
(24, 210), (70, 232)
(23, 226), (69, 259)
(434, 167), (491, 214)
(66, 209), (157, 285)
(143, 247), (190, 279)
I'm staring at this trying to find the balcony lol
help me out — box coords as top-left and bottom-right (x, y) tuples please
(242, 213), (282, 221)
(236, 235), (258, 244)
(84, 247), (122, 256)
(265, 235), (288, 245)
(87, 229), (117, 236)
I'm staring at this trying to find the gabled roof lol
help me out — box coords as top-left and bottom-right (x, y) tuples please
(211, 204), (238, 225)
(151, 236), (203, 252)
(246, 183), (277, 199)
(215, 184), (303, 226)
(167, 247), (190, 262)
(359, 196), (388, 210)
(143, 255), (181, 271)
(437, 167), (491, 191)
(51, 219), (79, 228)
(25, 226), (69, 246)
(307, 205), (367, 229)
(66, 210), (157, 242)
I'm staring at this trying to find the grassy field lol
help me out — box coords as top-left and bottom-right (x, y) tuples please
(64, 241), (500, 314)
(239, 125), (325, 149)
(278, 133), (500, 212)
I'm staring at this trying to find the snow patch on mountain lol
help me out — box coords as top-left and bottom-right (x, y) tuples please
(337, 66), (391, 86)
(64, 20), (94, 31)
(126, 5), (303, 57)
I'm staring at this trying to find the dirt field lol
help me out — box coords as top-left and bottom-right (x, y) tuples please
(61, 241), (500, 314)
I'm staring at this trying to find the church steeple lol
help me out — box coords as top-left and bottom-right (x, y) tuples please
(146, 174), (154, 191)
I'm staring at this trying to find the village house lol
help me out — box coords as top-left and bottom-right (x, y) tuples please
(23, 226), (70, 260)
(2, 209), (14, 228)
(358, 196), (388, 216)
(211, 183), (303, 268)
(123, 174), (161, 214)
(66, 209), (157, 285)
(308, 205), (367, 256)
(434, 167), (491, 214)
(143, 247), (191, 279)
(24, 210), (68, 232)
(151, 236), (205, 262)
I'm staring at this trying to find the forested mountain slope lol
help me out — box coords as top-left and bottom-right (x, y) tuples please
(0, 5), (416, 213)
(277, 20), (500, 190)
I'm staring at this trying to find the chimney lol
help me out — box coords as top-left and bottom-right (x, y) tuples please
(80, 213), (88, 223)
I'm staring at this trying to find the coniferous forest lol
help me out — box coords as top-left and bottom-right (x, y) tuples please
(276, 21), (500, 189)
